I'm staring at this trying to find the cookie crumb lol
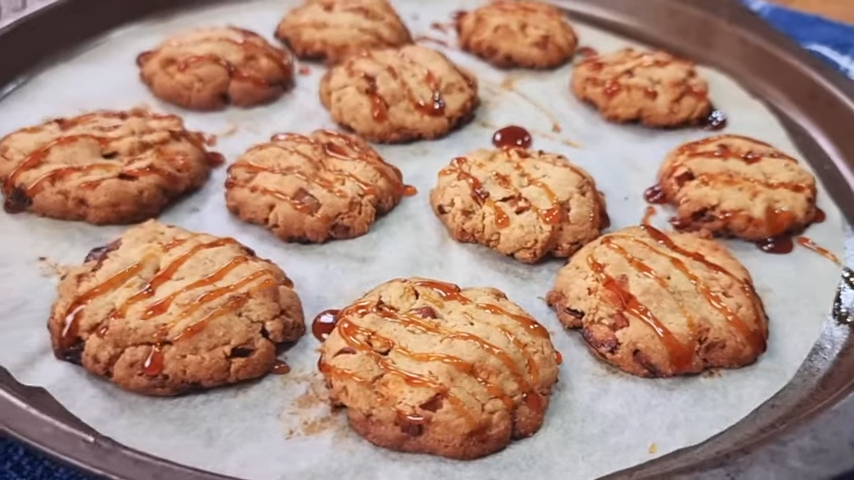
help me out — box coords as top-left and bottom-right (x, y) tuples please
(649, 443), (658, 454)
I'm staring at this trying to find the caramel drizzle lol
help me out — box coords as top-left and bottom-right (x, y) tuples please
(3, 115), (205, 203)
(146, 28), (292, 87)
(353, 50), (447, 122)
(59, 236), (278, 373)
(323, 279), (549, 424)
(227, 131), (413, 210)
(796, 236), (840, 265)
(635, 225), (765, 349)
(441, 152), (596, 230)
(586, 254), (695, 371)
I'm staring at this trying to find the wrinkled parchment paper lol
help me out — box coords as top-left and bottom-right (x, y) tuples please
(0, 1), (848, 479)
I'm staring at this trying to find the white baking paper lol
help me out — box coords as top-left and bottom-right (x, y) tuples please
(0, 1), (848, 479)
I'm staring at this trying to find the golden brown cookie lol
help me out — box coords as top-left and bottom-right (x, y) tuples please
(319, 45), (479, 143)
(456, 1), (578, 69)
(430, 147), (608, 263)
(547, 225), (768, 377)
(571, 48), (712, 127)
(318, 277), (560, 459)
(48, 221), (305, 396)
(652, 134), (818, 241)
(137, 26), (294, 110)
(225, 129), (413, 243)
(0, 109), (216, 225)
(275, 0), (412, 63)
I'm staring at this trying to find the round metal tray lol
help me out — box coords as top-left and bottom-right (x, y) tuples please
(1, 0), (853, 478)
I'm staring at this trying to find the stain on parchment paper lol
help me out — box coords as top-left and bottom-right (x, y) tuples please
(280, 371), (348, 440)
(648, 443), (658, 454)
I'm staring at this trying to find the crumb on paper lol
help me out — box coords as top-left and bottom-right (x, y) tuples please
(38, 256), (69, 278)
(281, 373), (341, 439)
(648, 443), (658, 454)
(131, 102), (153, 112)
(702, 369), (722, 378)
(476, 119), (497, 130)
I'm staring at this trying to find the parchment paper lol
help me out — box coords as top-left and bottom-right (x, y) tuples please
(0, 1), (848, 479)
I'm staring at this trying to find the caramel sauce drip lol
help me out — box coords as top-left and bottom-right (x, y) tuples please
(577, 46), (599, 59)
(756, 235), (794, 254)
(476, 303), (550, 340)
(174, 292), (257, 342)
(312, 309), (341, 342)
(272, 360), (291, 375)
(492, 126), (532, 150)
(298, 66), (311, 76)
(637, 225), (766, 351)
(796, 237), (840, 265)
(142, 344), (165, 376)
(410, 279), (472, 304)
(362, 73), (389, 122)
(414, 35), (449, 48)
(554, 351), (563, 365)
(642, 205), (656, 225)
(814, 207), (826, 223)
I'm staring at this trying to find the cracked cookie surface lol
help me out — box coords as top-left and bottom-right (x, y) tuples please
(48, 220), (305, 396)
(137, 26), (294, 110)
(319, 45), (479, 143)
(430, 148), (607, 263)
(0, 109), (214, 224)
(655, 134), (818, 240)
(456, 0), (577, 69)
(275, 0), (412, 63)
(547, 225), (768, 377)
(225, 129), (411, 243)
(571, 48), (712, 127)
(318, 277), (560, 459)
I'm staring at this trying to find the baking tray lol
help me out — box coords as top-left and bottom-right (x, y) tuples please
(1, 0), (853, 478)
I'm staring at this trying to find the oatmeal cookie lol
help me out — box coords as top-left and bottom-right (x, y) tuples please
(275, 0), (412, 63)
(137, 26), (294, 110)
(48, 221), (305, 396)
(319, 45), (479, 143)
(456, 0), (578, 69)
(318, 277), (560, 459)
(547, 225), (768, 377)
(654, 134), (818, 240)
(571, 48), (712, 127)
(0, 109), (215, 224)
(431, 147), (607, 263)
(225, 129), (412, 243)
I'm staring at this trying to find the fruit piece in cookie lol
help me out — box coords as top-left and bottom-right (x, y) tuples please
(137, 26), (293, 110)
(0, 109), (216, 224)
(456, 0), (578, 69)
(276, 0), (412, 63)
(319, 45), (478, 143)
(547, 225), (768, 377)
(571, 48), (712, 127)
(318, 277), (560, 459)
(650, 134), (818, 243)
(225, 129), (413, 243)
(48, 220), (305, 396)
(430, 147), (607, 263)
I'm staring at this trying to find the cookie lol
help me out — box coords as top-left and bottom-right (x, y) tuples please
(430, 148), (607, 263)
(319, 45), (479, 143)
(653, 134), (818, 240)
(225, 129), (412, 243)
(571, 48), (712, 127)
(318, 277), (560, 459)
(48, 221), (305, 396)
(137, 27), (294, 110)
(547, 225), (768, 377)
(456, 1), (578, 69)
(275, 0), (412, 63)
(0, 109), (215, 225)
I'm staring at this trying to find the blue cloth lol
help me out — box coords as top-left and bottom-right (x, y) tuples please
(2, 3), (852, 480)
(742, 0), (854, 78)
